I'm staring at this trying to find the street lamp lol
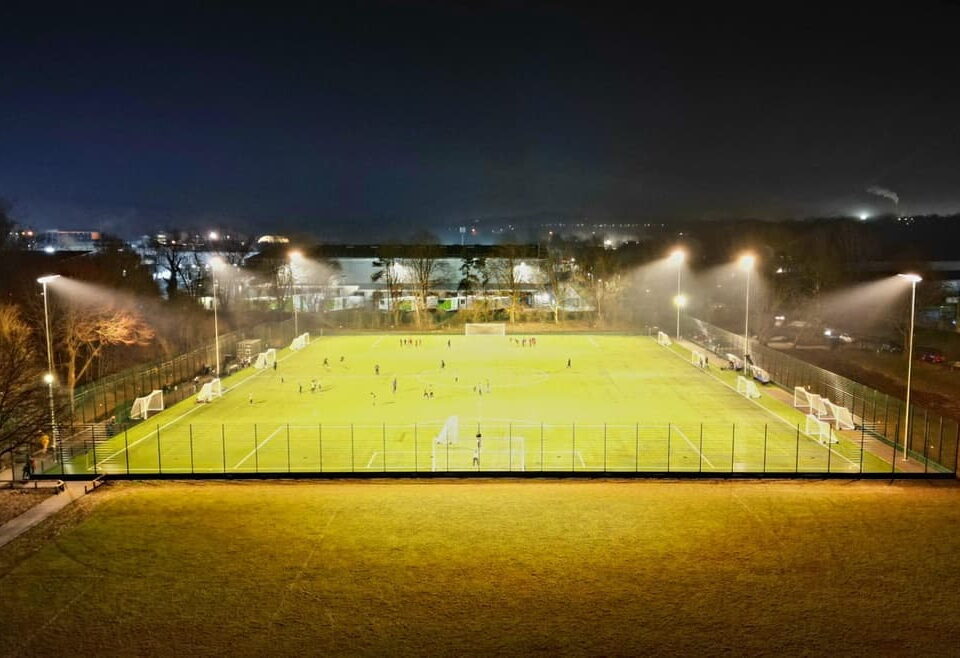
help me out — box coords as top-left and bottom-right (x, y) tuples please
(209, 257), (224, 376)
(37, 274), (61, 446)
(898, 273), (922, 461)
(288, 250), (303, 336)
(738, 253), (756, 365)
(669, 248), (685, 339)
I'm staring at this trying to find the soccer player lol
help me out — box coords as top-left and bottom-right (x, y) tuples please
(472, 448), (480, 469)
(567, 358), (572, 368)
(392, 377), (398, 394)
(476, 431), (482, 449)
(323, 357), (329, 367)
(375, 364), (380, 375)
(447, 339), (451, 348)
(441, 359), (445, 369)
(340, 355), (345, 363)
(248, 393), (254, 404)
(299, 383), (303, 394)
(370, 392), (377, 406)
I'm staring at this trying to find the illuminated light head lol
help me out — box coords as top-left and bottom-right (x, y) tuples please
(738, 253), (756, 271)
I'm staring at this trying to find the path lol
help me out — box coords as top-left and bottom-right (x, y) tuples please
(0, 481), (90, 549)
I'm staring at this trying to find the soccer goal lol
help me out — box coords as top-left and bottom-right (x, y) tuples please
(253, 348), (277, 369)
(691, 350), (708, 368)
(290, 332), (310, 351)
(657, 331), (672, 347)
(793, 386), (813, 410)
(465, 323), (506, 336)
(196, 378), (222, 403)
(130, 389), (164, 419)
(826, 401), (856, 430)
(736, 375), (761, 399)
(431, 416), (460, 472)
(805, 413), (837, 445)
(809, 393), (833, 420)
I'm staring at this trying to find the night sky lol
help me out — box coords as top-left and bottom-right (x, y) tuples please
(2, 2), (960, 237)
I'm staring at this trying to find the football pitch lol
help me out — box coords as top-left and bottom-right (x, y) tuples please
(60, 334), (893, 475)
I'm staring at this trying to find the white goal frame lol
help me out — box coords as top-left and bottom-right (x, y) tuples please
(805, 413), (837, 444)
(254, 348), (278, 369)
(465, 323), (506, 336)
(691, 350), (707, 368)
(130, 389), (164, 419)
(826, 401), (856, 430)
(657, 331), (672, 346)
(793, 386), (813, 410)
(736, 375), (761, 399)
(196, 378), (222, 403)
(290, 332), (310, 351)
(809, 393), (833, 421)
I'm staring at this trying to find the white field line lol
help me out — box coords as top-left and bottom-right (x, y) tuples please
(233, 425), (284, 470)
(672, 425), (715, 469)
(577, 450), (586, 468)
(365, 451), (380, 469)
(370, 335), (385, 348)
(586, 335), (600, 348)
(662, 339), (856, 467)
(97, 346), (307, 468)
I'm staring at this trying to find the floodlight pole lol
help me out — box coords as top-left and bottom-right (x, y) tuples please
(291, 264), (299, 336)
(39, 277), (60, 447)
(675, 265), (682, 340)
(743, 266), (751, 365)
(212, 270), (221, 377)
(903, 278), (918, 460)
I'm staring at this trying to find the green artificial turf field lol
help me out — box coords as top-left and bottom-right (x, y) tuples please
(59, 334), (892, 475)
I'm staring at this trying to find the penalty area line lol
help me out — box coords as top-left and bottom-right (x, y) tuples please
(673, 425), (715, 469)
(233, 425), (285, 470)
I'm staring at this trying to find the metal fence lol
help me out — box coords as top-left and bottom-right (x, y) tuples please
(67, 318), (298, 424)
(43, 418), (955, 478)
(683, 316), (959, 475)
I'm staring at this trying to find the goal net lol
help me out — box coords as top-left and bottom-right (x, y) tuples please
(130, 389), (164, 419)
(290, 332), (310, 351)
(691, 350), (707, 368)
(657, 331), (672, 346)
(826, 401), (856, 430)
(196, 378), (222, 403)
(805, 413), (837, 444)
(809, 393), (833, 420)
(465, 323), (506, 336)
(736, 375), (761, 399)
(793, 386), (813, 410)
(254, 348), (277, 369)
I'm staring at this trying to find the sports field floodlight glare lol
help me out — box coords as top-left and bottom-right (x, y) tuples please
(669, 248), (687, 339)
(288, 249), (303, 261)
(737, 253), (756, 364)
(209, 256), (224, 268)
(858, 212), (869, 221)
(208, 230), (219, 241)
(898, 272), (922, 460)
(37, 274), (62, 446)
(738, 253), (756, 271)
(669, 248), (685, 264)
(673, 294), (688, 308)
(288, 251), (303, 334)
(208, 258), (223, 375)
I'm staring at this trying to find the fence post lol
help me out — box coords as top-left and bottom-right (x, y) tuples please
(221, 424), (226, 473)
(922, 411), (930, 474)
(891, 410), (900, 474)
(510, 423), (513, 471)
(124, 428), (130, 475)
(91, 430), (99, 476)
(319, 424), (323, 472)
(189, 425), (194, 475)
(795, 424), (800, 473)
(572, 422), (576, 471)
(762, 424), (768, 472)
(937, 416), (944, 466)
(414, 423), (418, 472)
(635, 423), (639, 472)
(382, 423), (386, 473)
(540, 423), (544, 472)
(253, 424), (259, 472)
(699, 423), (704, 473)
(730, 424), (735, 472)
(351, 424), (355, 472)
(954, 423), (960, 476)
(827, 432), (832, 473)
(666, 423), (671, 472)
(859, 422), (865, 475)
(603, 423), (607, 472)
(287, 424), (291, 473)
(156, 425), (162, 474)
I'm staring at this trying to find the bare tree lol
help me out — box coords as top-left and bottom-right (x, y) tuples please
(574, 242), (624, 326)
(55, 302), (155, 396)
(0, 305), (54, 466)
(403, 244), (449, 327)
(152, 237), (190, 299)
(488, 244), (526, 323)
(371, 246), (406, 324)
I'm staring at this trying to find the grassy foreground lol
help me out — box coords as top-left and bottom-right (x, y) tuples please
(2, 480), (960, 655)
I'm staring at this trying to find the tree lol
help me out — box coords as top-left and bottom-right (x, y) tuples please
(488, 245), (527, 323)
(0, 305), (53, 467)
(54, 300), (155, 396)
(458, 255), (489, 295)
(573, 241), (625, 326)
(0, 199), (14, 250)
(403, 244), (449, 327)
(152, 236), (191, 299)
(371, 246), (406, 324)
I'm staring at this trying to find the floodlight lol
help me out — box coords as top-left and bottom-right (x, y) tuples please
(673, 294), (688, 308)
(43, 246), (56, 254)
(43, 373), (54, 385)
(37, 274), (61, 284)
(738, 253), (756, 270)
(209, 256), (224, 268)
(669, 248), (685, 264)
(858, 213), (869, 221)
(208, 231), (219, 240)
(898, 273), (922, 283)
(288, 249), (303, 261)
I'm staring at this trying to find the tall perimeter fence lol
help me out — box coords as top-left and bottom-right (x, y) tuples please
(683, 316), (959, 476)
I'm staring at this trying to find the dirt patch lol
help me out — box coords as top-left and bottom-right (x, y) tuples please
(0, 489), (55, 526)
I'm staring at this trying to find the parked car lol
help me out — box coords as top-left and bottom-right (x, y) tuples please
(917, 347), (946, 364)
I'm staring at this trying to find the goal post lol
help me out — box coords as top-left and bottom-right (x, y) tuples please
(130, 389), (164, 419)
(793, 386), (813, 410)
(465, 323), (506, 336)
(827, 401), (856, 430)
(691, 350), (707, 368)
(657, 331), (672, 346)
(290, 332), (310, 351)
(254, 348), (277, 369)
(196, 378), (222, 403)
(736, 375), (761, 399)
(805, 413), (837, 444)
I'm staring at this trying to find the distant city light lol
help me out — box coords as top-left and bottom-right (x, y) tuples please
(208, 231), (220, 240)
(858, 213), (869, 221)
